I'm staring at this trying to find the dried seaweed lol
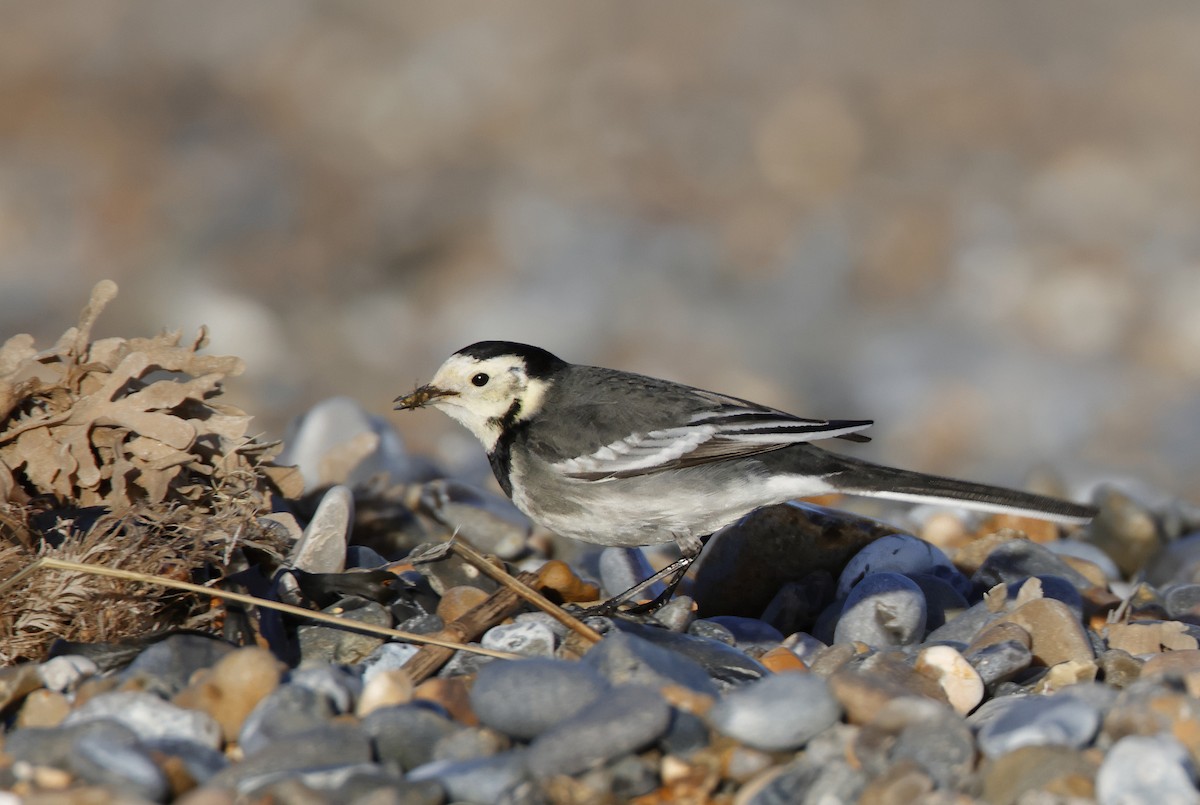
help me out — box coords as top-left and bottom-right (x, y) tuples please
(0, 280), (302, 509)
(0, 280), (305, 663)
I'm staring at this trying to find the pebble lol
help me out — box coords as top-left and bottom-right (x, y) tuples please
(363, 703), (461, 771)
(598, 546), (666, 600)
(173, 646), (283, 742)
(297, 597), (392, 665)
(408, 749), (528, 803)
(1096, 734), (1199, 805)
(836, 533), (968, 598)
(996, 597), (1094, 666)
(834, 572), (928, 648)
(238, 683), (336, 755)
(356, 669), (415, 717)
(470, 658), (608, 740)
(63, 690), (223, 749)
(36, 654), (99, 692)
(914, 645), (984, 714)
(418, 479), (531, 559)
(480, 620), (557, 657)
(972, 692), (1100, 758)
(615, 621), (767, 688)
(972, 538), (1097, 592)
(291, 483), (354, 573)
(708, 672), (840, 751)
(980, 744), (1098, 805)
(583, 630), (719, 697)
(526, 684), (671, 777)
(121, 633), (236, 697)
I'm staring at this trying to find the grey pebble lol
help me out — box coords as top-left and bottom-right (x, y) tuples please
(658, 707), (711, 757)
(833, 571), (928, 648)
(584, 631), (719, 696)
(360, 642), (422, 684)
(738, 755), (865, 805)
(1010, 574), (1084, 618)
(292, 483), (354, 573)
(297, 596), (392, 665)
(907, 572), (969, 632)
(1096, 733), (1200, 805)
(526, 684), (671, 778)
(598, 546), (666, 599)
(239, 683), (336, 755)
(481, 620), (557, 657)
(703, 616), (784, 650)
(143, 737), (229, 784)
(471, 657), (610, 740)
(211, 722), (373, 792)
(64, 690), (222, 749)
(432, 725), (510, 763)
(837, 533), (970, 598)
(408, 748), (529, 803)
(652, 595), (697, 632)
(925, 599), (1000, 646)
(972, 539), (1095, 592)
(972, 692), (1100, 758)
(72, 731), (169, 802)
(965, 640), (1034, 687)
(688, 618), (736, 645)
(363, 703), (461, 771)
(1045, 538), (1122, 581)
(121, 633), (235, 696)
(289, 663), (361, 713)
(616, 622), (767, 688)
(709, 672), (841, 751)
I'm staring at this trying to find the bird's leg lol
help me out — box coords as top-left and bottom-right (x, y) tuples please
(583, 533), (711, 616)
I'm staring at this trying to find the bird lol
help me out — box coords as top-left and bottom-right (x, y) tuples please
(394, 340), (1096, 610)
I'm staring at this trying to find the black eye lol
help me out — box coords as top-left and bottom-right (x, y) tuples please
(471, 372), (489, 387)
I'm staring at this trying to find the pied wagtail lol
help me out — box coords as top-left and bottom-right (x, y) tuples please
(395, 341), (1096, 610)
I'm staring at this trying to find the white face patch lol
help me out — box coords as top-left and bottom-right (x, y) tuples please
(421, 353), (551, 451)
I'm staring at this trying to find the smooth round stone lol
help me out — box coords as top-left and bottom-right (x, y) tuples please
(36, 655), (98, 693)
(356, 669), (415, 717)
(346, 544), (389, 569)
(759, 580), (821, 636)
(782, 632), (827, 665)
(688, 619), (736, 646)
(869, 700), (976, 791)
(1097, 734), (1199, 805)
(526, 684), (671, 778)
(598, 546), (665, 599)
(658, 707), (710, 757)
(691, 502), (900, 618)
(907, 573), (969, 632)
(481, 621), (557, 658)
(1146, 532), (1200, 587)
(470, 658), (609, 740)
(418, 479), (531, 560)
(735, 755), (866, 805)
(431, 725), (509, 763)
(925, 599), (1000, 646)
(238, 684), (336, 755)
(5, 719), (139, 772)
(64, 690), (222, 749)
(709, 672), (840, 751)
(1165, 583), (1200, 621)
(142, 736), (229, 785)
(1088, 486), (1162, 579)
(175, 646), (283, 743)
(703, 616), (784, 650)
(408, 748), (528, 803)
(1010, 575), (1084, 619)
(914, 645), (984, 715)
(980, 745), (1099, 805)
(583, 631), (718, 697)
(652, 595), (697, 632)
(121, 633), (236, 696)
(971, 539), (1095, 592)
(834, 572), (928, 648)
(837, 533), (968, 599)
(363, 703), (461, 771)
(972, 692), (1100, 758)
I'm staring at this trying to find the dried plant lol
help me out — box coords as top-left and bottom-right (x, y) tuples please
(0, 280), (305, 663)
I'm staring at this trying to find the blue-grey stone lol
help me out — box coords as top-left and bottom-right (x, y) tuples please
(1010, 575), (1084, 619)
(297, 597), (391, 665)
(658, 707), (710, 758)
(833, 572), (927, 648)
(1045, 539), (1121, 582)
(583, 631), (719, 696)
(1097, 734), (1199, 805)
(688, 618), (736, 645)
(965, 640), (1033, 687)
(925, 599), (1000, 646)
(526, 684), (671, 778)
(907, 573), (969, 632)
(972, 539), (1095, 592)
(363, 703), (461, 771)
(709, 672), (841, 751)
(614, 622), (766, 689)
(144, 737), (229, 784)
(72, 731), (169, 802)
(36, 654), (99, 693)
(703, 616), (784, 650)
(408, 749), (529, 803)
(972, 692), (1100, 758)
(837, 534), (969, 598)
(360, 642), (422, 684)
(64, 690), (222, 749)
(292, 483), (354, 572)
(598, 546), (665, 599)
(289, 663), (362, 713)
(471, 658), (609, 740)
(212, 722), (373, 791)
(239, 684), (336, 755)
(121, 633), (235, 696)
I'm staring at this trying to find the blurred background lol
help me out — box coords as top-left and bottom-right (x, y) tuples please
(1, 1), (1198, 501)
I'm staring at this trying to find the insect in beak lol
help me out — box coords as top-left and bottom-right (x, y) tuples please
(393, 384), (458, 410)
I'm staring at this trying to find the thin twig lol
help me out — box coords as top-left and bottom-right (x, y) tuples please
(6, 558), (521, 661)
(449, 539), (603, 644)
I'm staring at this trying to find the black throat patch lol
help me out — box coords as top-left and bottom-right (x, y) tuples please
(487, 398), (526, 498)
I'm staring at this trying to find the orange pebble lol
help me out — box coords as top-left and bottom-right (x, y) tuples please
(759, 646), (808, 674)
(436, 585), (490, 621)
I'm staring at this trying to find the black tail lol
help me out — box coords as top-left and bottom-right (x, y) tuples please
(790, 446), (1096, 524)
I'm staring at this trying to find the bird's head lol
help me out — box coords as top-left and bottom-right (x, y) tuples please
(394, 341), (566, 450)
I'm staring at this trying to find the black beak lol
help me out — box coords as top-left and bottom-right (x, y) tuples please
(393, 384), (457, 410)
